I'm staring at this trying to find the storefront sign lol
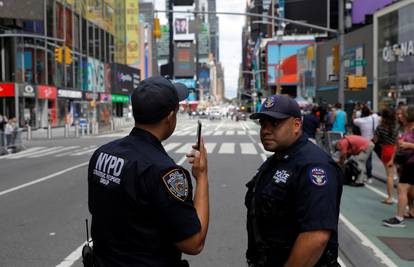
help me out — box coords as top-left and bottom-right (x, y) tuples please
(111, 94), (129, 103)
(100, 93), (111, 102)
(58, 89), (82, 99)
(18, 84), (36, 98)
(110, 63), (140, 94)
(0, 83), (15, 97)
(37, 85), (57, 99)
(84, 92), (99, 101)
(382, 40), (414, 63)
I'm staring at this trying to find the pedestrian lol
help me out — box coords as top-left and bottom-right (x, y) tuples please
(87, 76), (210, 266)
(353, 105), (381, 182)
(373, 108), (398, 204)
(383, 105), (414, 228)
(4, 117), (15, 147)
(325, 104), (334, 131)
(302, 105), (321, 143)
(335, 135), (374, 186)
(331, 103), (347, 135)
(246, 94), (343, 267)
(0, 113), (5, 132)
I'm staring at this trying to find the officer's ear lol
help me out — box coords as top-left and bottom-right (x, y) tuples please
(166, 110), (176, 123)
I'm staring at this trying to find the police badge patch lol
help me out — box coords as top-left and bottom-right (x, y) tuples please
(263, 96), (275, 109)
(162, 169), (189, 201)
(309, 168), (328, 186)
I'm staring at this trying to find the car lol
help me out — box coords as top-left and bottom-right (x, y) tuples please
(208, 109), (222, 120)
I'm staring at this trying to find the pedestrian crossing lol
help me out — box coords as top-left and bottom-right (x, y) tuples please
(0, 141), (272, 160)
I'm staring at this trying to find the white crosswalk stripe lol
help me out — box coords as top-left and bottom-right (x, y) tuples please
(164, 142), (181, 152)
(237, 130), (246, 135)
(71, 147), (98, 156)
(175, 130), (192, 136)
(248, 130), (258, 135)
(28, 146), (80, 158)
(225, 130), (235, 135)
(204, 143), (217, 153)
(203, 130), (213, 136)
(218, 143), (235, 154)
(7, 146), (64, 159)
(240, 143), (258, 155)
(0, 147), (46, 159)
(213, 130), (224, 136)
(55, 146), (97, 157)
(175, 143), (193, 154)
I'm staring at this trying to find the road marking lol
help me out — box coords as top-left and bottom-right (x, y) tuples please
(240, 143), (258, 154)
(177, 155), (187, 165)
(204, 143), (217, 153)
(71, 147), (98, 156)
(7, 146), (64, 159)
(237, 130), (246, 135)
(213, 130), (224, 136)
(175, 130), (191, 136)
(55, 242), (87, 267)
(338, 257), (346, 267)
(248, 130), (258, 135)
(29, 146), (79, 158)
(0, 162), (88, 197)
(175, 143), (193, 154)
(164, 142), (181, 152)
(339, 214), (397, 267)
(218, 143), (235, 154)
(214, 121), (224, 131)
(0, 147), (46, 159)
(55, 146), (96, 157)
(226, 130), (235, 135)
(204, 130), (213, 136)
(365, 184), (397, 203)
(260, 153), (267, 162)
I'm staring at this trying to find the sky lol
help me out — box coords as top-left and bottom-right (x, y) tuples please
(153, 0), (245, 99)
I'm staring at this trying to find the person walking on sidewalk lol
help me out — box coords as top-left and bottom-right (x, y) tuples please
(383, 106), (414, 228)
(353, 105), (381, 182)
(335, 135), (374, 186)
(331, 103), (347, 135)
(373, 108), (398, 205)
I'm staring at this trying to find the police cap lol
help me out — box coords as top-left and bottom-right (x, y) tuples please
(132, 76), (188, 124)
(250, 94), (301, 120)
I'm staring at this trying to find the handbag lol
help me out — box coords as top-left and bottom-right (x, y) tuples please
(394, 150), (414, 165)
(371, 117), (382, 158)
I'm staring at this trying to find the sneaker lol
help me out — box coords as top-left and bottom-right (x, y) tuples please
(382, 217), (406, 228)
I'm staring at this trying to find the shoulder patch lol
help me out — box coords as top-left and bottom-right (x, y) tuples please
(161, 168), (189, 201)
(308, 167), (328, 186)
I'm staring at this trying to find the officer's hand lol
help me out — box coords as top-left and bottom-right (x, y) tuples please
(186, 137), (208, 180)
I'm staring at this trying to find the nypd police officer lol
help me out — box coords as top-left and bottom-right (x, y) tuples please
(87, 76), (209, 266)
(245, 95), (342, 267)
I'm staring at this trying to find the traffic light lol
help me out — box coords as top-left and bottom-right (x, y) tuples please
(64, 46), (72, 65)
(54, 47), (63, 64)
(153, 18), (161, 39)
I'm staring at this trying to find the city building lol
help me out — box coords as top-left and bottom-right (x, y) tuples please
(0, 0), (141, 129)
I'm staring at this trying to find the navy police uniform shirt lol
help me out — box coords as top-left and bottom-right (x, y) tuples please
(246, 134), (342, 266)
(88, 127), (201, 267)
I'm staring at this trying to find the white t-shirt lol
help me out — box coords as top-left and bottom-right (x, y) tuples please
(353, 114), (381, 140)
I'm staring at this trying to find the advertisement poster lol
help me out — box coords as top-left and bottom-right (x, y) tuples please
(125, 0), (140, 65)
(87, 57), (104, 93)
(111, 64), (140, 95)
(115, 1), (126, 64)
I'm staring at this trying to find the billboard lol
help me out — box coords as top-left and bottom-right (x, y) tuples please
(115, 1), (126, 64)
(125, 0), (140, 66)
(0, 1), (44, 20)
(87, 57), (105, 93)
(110, 64), (140, 95)
(284, 0), (328, 33)
(352, 0), (392, 24)
(173, 6), (195, 41)
(174, 41), (195, 77)
(266, 39), (313, 85)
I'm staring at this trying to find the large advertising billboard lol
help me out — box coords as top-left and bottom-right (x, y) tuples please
(125, 0), (140, 66)
(266, 39), (313, 86)
(87, 57), (105, 93)
(0, 1), (44, 20)
(110, 64), (140, 95)
(173, 6), (195, 41)
(174, 41), (195, 77)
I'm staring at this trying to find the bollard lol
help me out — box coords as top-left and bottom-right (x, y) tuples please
(110, 120), (114, 131)
(64, 124), (69, 138)
(86, 123), (90, 136)
(81, 125), (85, 136)
(75, 123), (79, 138)
(47, 124), (52, 139)
(27, 125), (32, 141)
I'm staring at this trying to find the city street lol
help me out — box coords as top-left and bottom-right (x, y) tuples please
(0, 114), (413, 267)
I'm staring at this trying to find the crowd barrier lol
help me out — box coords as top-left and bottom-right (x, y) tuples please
(0, 129), (24, 155)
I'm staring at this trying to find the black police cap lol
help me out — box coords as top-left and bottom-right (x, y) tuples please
(250, 94), (301, 120)
(132, 76), (189, 124)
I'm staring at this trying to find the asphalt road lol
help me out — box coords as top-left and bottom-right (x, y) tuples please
(0, 114), (409, 267)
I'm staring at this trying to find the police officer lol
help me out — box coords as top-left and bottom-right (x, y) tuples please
(87, 76), (209, 266)
(245, 94), (343, 267)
